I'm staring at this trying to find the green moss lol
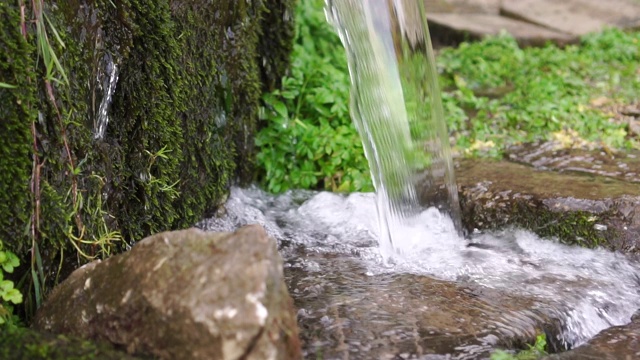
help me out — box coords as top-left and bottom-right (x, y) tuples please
(258, 0), (296, 92)
(463, 197), (610, 249)
(0, 1), (37, 254)
(515, 205), (607, 249)
(96, 0), (185, 241)
(0, 0), (295, 320)
(0, 327), (144, 360)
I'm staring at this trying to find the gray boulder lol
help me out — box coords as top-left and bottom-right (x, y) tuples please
(33, 225), (301, 360)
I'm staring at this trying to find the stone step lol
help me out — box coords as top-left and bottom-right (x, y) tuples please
(425, 0), (640, 46)
(427, 13), (576, 47)
(425, 0), (500, 14)
(501, 0), (640, 36)
(456, 146), (640, 252)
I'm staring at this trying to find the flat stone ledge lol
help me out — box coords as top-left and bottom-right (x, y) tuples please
(428, 13), (576, 47)
(501, 0), (640, 36)
(425, 0), (640, 46)
(456, 158), (640, 251)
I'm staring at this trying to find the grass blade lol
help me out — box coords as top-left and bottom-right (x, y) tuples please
(44, 13), (65, 49)
(34, 243), (44, 288)
(31, 268), (41, 309)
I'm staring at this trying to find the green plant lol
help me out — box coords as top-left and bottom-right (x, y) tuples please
(490, 334), (548, 360)
(438, 29), (640, 156)
(0, 240), (23, 329)
(256, 0), (372, 193)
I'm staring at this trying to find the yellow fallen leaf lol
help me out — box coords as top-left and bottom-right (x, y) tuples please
(589, 96), (610, 107)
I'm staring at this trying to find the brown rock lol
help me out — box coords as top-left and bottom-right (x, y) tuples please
(545, 311), (640, 359)
(33, 226), (301, 360)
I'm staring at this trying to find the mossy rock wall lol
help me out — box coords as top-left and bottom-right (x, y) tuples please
(0, 0), (294, 306)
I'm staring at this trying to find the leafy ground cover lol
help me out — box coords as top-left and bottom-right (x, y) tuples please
(490, 334), (548, 360)
(256, 0), (640, 193)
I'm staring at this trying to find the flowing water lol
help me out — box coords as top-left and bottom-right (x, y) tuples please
(205, 1), (640, 358)
(199, 187), (640, 358)
(94, 53), (119, 140)
(325, 0), (462, 258)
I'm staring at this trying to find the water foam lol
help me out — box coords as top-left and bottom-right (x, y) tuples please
(198, 187), (640, 347)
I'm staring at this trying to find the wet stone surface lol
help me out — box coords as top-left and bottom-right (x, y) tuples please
(198, 187), (640, 359)
(285, 247), (565, 360)
(456, 146), (640, 252)
(546, 311), (640, 360)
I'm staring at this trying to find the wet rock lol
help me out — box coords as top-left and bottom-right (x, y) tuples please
(545, 311), (640, 360)
(287, 249), (565, 359)
(0, 327), (142, 360)
(33, 226), (301, 360)
(456, 152), (640, 251)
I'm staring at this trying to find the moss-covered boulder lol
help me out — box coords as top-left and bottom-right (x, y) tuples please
(456, 145), (640, 251)
(0, 0), (294, 310)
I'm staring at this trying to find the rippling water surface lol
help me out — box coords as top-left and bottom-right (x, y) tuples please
(199, 187), (640, 358)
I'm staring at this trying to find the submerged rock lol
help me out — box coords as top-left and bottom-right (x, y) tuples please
(456, 148), (640, 251)
(33, 226), (301, 360)
(546, 311), (640, 360)
(286, 248), (565, 359)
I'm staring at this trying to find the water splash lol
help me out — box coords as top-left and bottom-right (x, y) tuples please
(94, 53), (119, 140)
(198, 187), (640, 352)
(325, 0), (462, 257)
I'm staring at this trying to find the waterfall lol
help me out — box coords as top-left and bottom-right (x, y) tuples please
(325, 0), (463, 257)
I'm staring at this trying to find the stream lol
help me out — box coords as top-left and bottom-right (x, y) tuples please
(199, 187), (640, 358)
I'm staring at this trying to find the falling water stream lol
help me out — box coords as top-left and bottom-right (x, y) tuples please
(202, 1), (640, 358)
(94, 53), (119, 140)
(325, 0), (462, 258)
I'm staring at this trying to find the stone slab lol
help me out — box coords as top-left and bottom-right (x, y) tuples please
(501, 0), (640, 36)
(507, 143), (640, 184)
(425, 0), (500, 14)
(456, 158), (640, 252)
(427, 13), (576, 47)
